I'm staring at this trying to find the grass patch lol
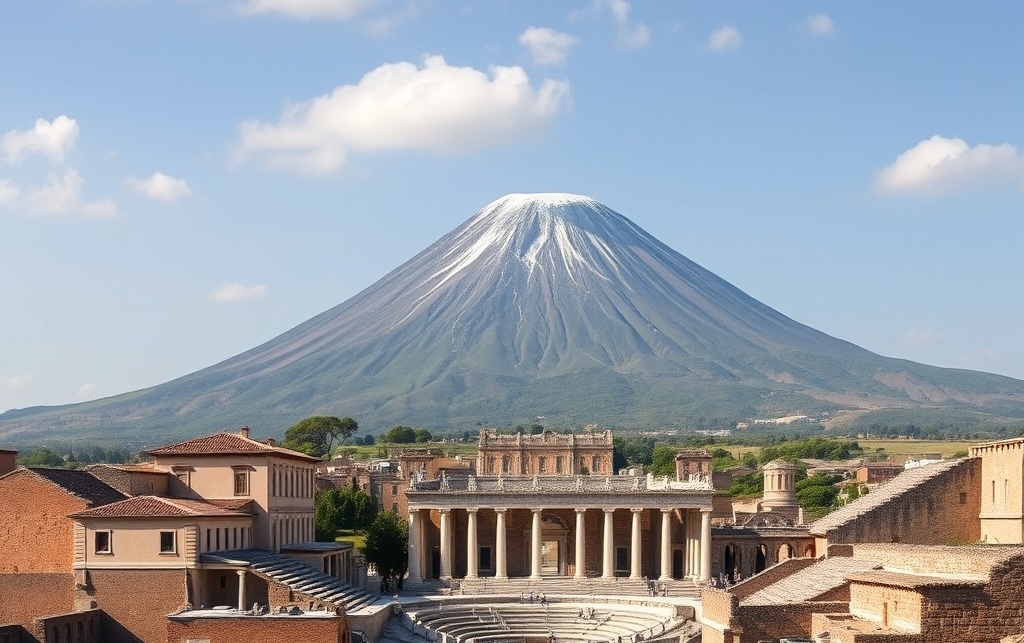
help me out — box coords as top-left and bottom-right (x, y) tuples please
(335, 529), (366, 550)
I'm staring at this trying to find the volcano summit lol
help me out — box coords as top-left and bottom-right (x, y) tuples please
(4, 193), (1024, 443)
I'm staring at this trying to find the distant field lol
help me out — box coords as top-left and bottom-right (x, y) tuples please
(717, 439), (973, 461)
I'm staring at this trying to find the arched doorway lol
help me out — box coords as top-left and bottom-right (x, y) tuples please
(527, 514), (570, 575)
(754, 544), (767, 573)
(778, 543), (794, 562)
(803, 543), (815, 558)
(723, 544), (741, 582)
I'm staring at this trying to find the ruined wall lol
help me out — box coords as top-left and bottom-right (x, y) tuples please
(33, 609), (103, 643)
(849, 584), (924, 633)
(738, 601), (849, 643)
(817, 459), (980, 547)
(699, 588), (738, 643)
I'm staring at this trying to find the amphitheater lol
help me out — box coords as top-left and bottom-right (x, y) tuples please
(375, 579), (702, 643)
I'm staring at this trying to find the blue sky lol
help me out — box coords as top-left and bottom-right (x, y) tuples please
(2, 1), (1023, 413)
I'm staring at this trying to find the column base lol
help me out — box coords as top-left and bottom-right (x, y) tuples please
(658, 574), (672, 581)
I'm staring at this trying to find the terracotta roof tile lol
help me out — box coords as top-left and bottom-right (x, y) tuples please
(146, 431), (318, 462)
(846, 570), (985, 589)
(70, 495), (254, 519)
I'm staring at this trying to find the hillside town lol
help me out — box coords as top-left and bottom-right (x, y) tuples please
(3, 426), (1024, 643)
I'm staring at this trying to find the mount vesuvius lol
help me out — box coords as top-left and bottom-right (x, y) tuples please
(4, 193), (1024, 444)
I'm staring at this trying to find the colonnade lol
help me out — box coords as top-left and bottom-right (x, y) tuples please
(407, 506), (712, 583)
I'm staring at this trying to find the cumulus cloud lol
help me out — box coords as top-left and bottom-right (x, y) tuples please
(209, 283), (269, 302)
(876, 135), (1024, 196)
(132, 172), (193, 203)
(806, 14), (835, 36)
(2, 375), (32, 391)
(235, 55), (571, 174)
(599, 0), (649, 48)
(520, 27), (578, 66)
(2, 115), (79, 164)
(708, 25), (741, 51)
(238, 0), (377, 20)
(0, 169), (118, 218)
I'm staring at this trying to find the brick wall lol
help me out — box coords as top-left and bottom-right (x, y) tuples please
(0, 574), (75, 630)
(738, 601), (849, 643)
(729, 557), (817, 599)
(166, 614), (348, 643)
(84, 569), (190, 643)
(0, 471), (87, 573)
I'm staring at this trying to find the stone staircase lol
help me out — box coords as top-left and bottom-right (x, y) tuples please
(202, 548), (379, 612)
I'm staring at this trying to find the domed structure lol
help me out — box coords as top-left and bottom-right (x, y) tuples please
(762, 459), (798, 510)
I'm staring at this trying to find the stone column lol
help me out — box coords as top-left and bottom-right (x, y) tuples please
(700, 509), (712, 581)
(440, 508), (452, 580)
(236, 569), (247, 610)
(659, 509), (672, 580)
(495, 509), (508, 579)
(602, 508), (615, 579)
(408, 509), (423, 582)
(630, 508), (643, 580)
(466, 508), (479, 578)
(530, 508), (543, 579)
(574, 508), (587, 579)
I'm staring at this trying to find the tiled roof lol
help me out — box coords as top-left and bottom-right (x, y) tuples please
(207, 498), (255, 511)
(809, 459), (967, 536)
(741, 556), (882, 606)
(146, 432), (318, 461)
(70, 495), (254, 519)
(27, 467), (127, 507)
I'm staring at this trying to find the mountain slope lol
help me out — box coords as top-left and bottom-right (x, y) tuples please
(4, 193), (1024, 444)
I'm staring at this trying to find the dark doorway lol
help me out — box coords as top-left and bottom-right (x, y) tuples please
(723, 545), (736, 582)
(431, 547), (440, 579)
(755, 544), (767, 573)
(672, 549), (683, 579)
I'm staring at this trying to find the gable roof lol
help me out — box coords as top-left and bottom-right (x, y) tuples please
(146, 431), (319, 462)
(24, 467), (127, 507)
(741, 555), (883, 606)
(70, 495), (255, 519)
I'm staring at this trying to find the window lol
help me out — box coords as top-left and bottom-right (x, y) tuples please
(233, 467), (249, 496)
(555, 456), (563, 474)
(206, 529), (211, 552)
(172, 466), (191, 488)
(592, 456), (601, 474)
(392, 502), (399, 514)
(392, 485), (398, 495)
(538, 457), (547, 473)
(159, 531), (176, 554)
(479, 546), (493, 571)
(502, 455), (511, 474)
(95, 531), (112, 554)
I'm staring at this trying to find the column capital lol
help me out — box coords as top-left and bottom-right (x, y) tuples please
(440, 508), (452, 515)
(631, 507), (645, 514)
(575, 507), (589, 514)
(236, 569), (246, 577)
(531, 507), (544, 514)
(466, 507), (479, 514)
(602, 507), (617, 514)
(495, 507), (507, 514)
(700, 508), (713, 514)
(661, 508), (673, 514)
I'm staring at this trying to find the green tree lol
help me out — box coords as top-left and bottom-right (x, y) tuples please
(362, 510), (408, 589)
(282, 416), (358, 457)
(413, 428), (433, 443)
(314, 485), (379, 541)
(382, 426), (417, 444)
(17, 448), (65, 467)
(649, 446), (678, 476)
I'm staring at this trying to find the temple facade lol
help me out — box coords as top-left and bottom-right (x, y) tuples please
(407, 430), (716, 583)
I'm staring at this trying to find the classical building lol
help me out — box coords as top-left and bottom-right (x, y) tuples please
(406, 430), (716, 585)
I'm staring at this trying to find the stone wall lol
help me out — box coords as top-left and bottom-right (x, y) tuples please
(0, 471), (86, 573)
(812, 459), (981, 547)
(33, 609), (102, 643)
(738, 601), (849, 643)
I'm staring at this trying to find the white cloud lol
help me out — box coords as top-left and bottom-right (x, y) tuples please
(238, 0), (377, 20)
(2, 115), (79, 164)
(25, 169), (84, 215)
(806, 14), (835, 37)
(2, 375), (32, 391)
(519, 27), (578, 66)
(133, 172), (193, 203)
(0, 179), (19, 204)
(235, 55), (571, 174)
(0, 169), (118, 219)
(75, 383), (99, 400)
(876, 135), (1024, 196)
(708, 25), (741, 51)
(362, 2), (419, 37)
(209, 283), (269, 302)
(599, 0), (649, 49)
(82, 197), (119, 220)
(903, 327), (945, 346)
